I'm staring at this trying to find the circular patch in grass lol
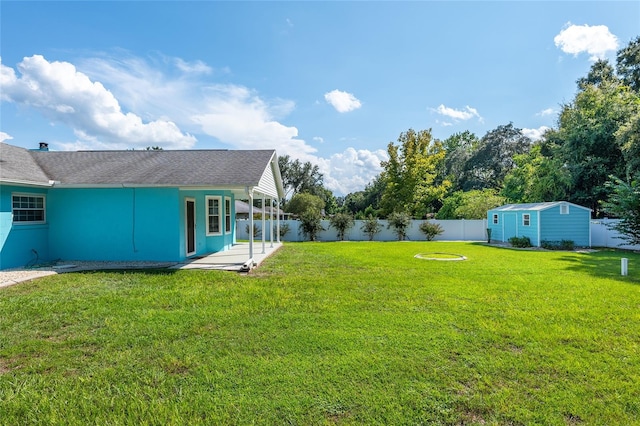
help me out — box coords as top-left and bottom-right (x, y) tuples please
(414, 252), (467, 261)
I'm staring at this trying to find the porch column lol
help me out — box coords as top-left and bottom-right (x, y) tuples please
(277, 197), (281, 243)
(261, 193), (266, 254)
(248, 189), (254, 261)
(270, 197), (274, 248)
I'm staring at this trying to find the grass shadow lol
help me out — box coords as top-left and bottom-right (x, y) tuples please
(558, 249), (640, 284)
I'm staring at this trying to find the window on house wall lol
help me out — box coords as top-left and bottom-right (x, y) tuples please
(523, 214), (530, 226)
(12, 194), (46, 223)
(560, 204), (569, 215)
(225, 197), (231, 233)
(206, 196), (221, 235)
(493, 214), (499, 224)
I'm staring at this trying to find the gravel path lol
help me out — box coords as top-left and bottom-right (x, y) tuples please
(0, 261), (176, 289)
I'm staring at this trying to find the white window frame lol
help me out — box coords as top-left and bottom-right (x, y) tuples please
(523, 213), (530, 226)
(493, 214), (499, 224)
(206, 196), (222, 236)
(12, 193), (46, 224)
(224, 196), (232, 234)
(560, 204), (569, 215)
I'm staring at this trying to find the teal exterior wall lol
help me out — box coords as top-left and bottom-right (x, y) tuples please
(488, 203), (591, 247)
(0, 185), (237, 269)
(0, 185), (51, 269)
(178, 190), (235, 257)
(487, 210), (503, 242)
(487, 210), (539, 245)
(540, 205), (590, 246)
(48, 187), (181, 262)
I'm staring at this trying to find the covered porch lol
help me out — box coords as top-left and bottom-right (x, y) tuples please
(174, 242), (283, 272)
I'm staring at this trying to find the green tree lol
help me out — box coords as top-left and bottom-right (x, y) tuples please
(278, 155), (325, 200)
(419, 221), (444, 241)
(548, 76), (635, 214)
(380, 129), (450, 218)
(501, 145), (572, 203)
(577, 59), (618, 90)
(436, 189), (504, 219)
(460, 123), (531, 191)
(298, 210), (324, 242)
(616, 36), (640, 93)
(286, 193), (325, 217)
(386, 211), (412, 241)
(602, 176), (640, 246)
(329, 212), (355, 241)
(360, 215), (382, 241)
(442, 131), (480, 192)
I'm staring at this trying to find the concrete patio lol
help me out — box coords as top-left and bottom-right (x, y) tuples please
(173, 242), (283, 272)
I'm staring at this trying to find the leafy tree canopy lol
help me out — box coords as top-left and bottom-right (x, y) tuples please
(286, 192), (325, 217)
(380, 129), (450, 218)
(617, 35), (640, 93)
(278, 155), (324, 200)
(436, 189), (504, 220)
(602, 176), (640, 245)
(460, 123), (531, 191)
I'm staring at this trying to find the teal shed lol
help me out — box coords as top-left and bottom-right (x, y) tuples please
(1, 142), (284, 270)
(487, 202), (591, 247)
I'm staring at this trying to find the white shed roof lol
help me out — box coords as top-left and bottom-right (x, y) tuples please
(491, 201), (591, 212)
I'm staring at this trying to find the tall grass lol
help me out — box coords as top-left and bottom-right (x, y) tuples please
(1, 242), (639, 425)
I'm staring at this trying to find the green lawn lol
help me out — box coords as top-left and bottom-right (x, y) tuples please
(1, 242), (639, 425)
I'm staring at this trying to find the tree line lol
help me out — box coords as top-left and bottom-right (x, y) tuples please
(278, 36), (640, 244)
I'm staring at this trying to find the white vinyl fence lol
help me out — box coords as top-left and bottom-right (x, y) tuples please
(236, 219), (489, 242)
(237, 218), (640, 250)
(590, 219), (640, 250)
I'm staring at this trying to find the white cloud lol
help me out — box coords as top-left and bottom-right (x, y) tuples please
(536, 108), (556, 117)
(0, 55), (196, 149)
(0, 131), (13, 142)
(313, 136), (324, 143)
(173, 58), (212, 75)
(324, 89), (362, 113)
(1, 53), (380, 195)
(554, 23), (619, 61)
(434, 104), (482, 122)
(522, 126), (550, 141)
(318, 147), (387, 195)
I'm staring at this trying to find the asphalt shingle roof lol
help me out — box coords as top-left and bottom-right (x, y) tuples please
(0, 143), (51, 184)
(1, 143), (276, 187)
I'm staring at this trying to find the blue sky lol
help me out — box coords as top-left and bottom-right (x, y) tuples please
(1, 1), (638, 195)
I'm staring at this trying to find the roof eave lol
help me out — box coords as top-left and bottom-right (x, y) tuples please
(0, 178), (54, 188)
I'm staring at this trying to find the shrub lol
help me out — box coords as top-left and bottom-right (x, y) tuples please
(508, 236), (532, 248)
(245, 223), (261, 238)
(541, 240), (575, 250)
(360, 215), (382, 241)
(419, 221), (444, 241)
(329, 212), (355, 241)
(279, 223), (291, 239)
(299, 211), (324, 241)
(387, 212), (412, 241)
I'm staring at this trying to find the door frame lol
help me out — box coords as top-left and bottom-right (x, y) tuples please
(502, 212), (518, 242)
(185, 197), (196, 257)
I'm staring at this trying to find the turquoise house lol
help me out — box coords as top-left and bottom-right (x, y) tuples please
(0, 142), (284, 270)
(487, 202), (591, 247)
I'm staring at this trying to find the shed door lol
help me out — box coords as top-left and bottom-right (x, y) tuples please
(503, 213), (517, 242)
(185, 198), (196, 256)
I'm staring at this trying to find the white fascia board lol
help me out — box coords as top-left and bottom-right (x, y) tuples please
(0, 179), (54, 188)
